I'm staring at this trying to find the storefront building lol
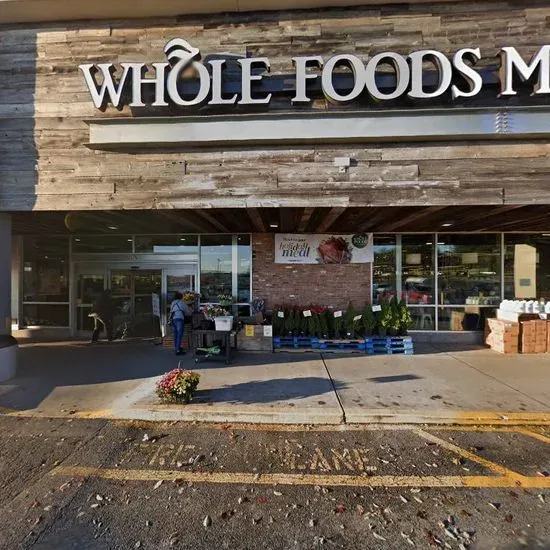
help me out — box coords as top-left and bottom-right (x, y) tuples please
(2, 0), (550, 341)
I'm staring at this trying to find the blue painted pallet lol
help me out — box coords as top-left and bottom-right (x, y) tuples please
(320, 342), (367, 350)
(368, 343), (413, 350)
(367, 348), (414, 356)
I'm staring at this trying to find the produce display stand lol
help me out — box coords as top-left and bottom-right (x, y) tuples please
(192, 329), (237, 365)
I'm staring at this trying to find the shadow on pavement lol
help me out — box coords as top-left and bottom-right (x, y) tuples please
(192, 376), (347, 405)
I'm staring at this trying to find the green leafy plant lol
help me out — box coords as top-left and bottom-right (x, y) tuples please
(319, 311), (329, 339)
(300, 311), (309, 337)
(389, 297), (401, 336)
(344, 302), (356, 338)
(285, 309), (295, 336)
(377, 301), (393, 336)
(362, 303), (376, 336)
(398, 299), (414, 335)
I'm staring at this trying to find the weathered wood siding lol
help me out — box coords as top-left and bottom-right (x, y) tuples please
(1, 2), (550, 211)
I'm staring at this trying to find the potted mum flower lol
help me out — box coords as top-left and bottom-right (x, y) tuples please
(156, 368), (201, 404)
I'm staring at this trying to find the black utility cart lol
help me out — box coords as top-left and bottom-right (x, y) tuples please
(192, 329), (237, 365)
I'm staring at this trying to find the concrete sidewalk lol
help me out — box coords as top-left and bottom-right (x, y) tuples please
(0, 340), (548, 424)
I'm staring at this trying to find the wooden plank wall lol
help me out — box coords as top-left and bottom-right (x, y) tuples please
(1, 2), (550, 211)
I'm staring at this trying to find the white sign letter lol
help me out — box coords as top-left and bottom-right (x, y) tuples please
(292, 56), (323, 103)
(322, 55), (367, 103)
(408, 50), (453, 99)
(209, 59), (238, 105)
(238, 58), (272, 105)
(79, 63), (132, 109)
(500, 45), (550, 96)
(451, 48), (483, 100)
(365, 52), (409, 101)
(124, 62), (168, 107)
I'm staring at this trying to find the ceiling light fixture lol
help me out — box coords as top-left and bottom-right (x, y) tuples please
(269, 223), (279, 229)
(441, 223), (453, 227)
(107, 225), (119, 230)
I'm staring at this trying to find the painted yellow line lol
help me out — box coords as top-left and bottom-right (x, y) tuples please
(514, 427), (550, 444)
(50, 466), (550, 489)
(414, 428), (526, 481)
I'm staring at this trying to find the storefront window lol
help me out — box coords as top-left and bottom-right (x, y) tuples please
(438, 307), (497, 332)
(200, 235), (233, 302)
(237, 235), (251, 304)
(402, 236), (435, 305)
(135, 235), (198, 254)
(372, 236), (396, 304)
(438, 234), (501, 306)
(72, 235), (133, 253)
(22, 304), (70, 327)
(504, 234), (550, 300)
(23, 236), (69, 327)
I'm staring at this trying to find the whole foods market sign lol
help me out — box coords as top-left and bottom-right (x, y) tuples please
(275, 234), (374, 265)
(80, 40), (550, 110)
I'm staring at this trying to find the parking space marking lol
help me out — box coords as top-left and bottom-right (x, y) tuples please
(514, 427), (550, 444)
(50, 465), (550, 489)
(414, 428), (526, 482)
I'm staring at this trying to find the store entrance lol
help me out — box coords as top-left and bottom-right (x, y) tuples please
(110, 270), (162, 339)
(74, 264), (198, 339)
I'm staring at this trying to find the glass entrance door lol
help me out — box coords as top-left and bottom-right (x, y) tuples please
(110, 270), (162, 338)
(76, 272), (106, 334)
(164, 268), (197, 333)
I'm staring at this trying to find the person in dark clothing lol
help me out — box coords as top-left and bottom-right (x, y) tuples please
(90, 289), (114, 343)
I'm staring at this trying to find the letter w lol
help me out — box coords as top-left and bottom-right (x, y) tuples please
(79, 63), (131, 109)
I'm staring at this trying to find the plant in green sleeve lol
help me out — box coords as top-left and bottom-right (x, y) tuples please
(377, 301), (393, 337)
(344, 302), (356, 338)
(285, 309), (295, 336)
(319, 311), (329, 339)
(398, 299), (414, 335)
(362, 303), (376, 337)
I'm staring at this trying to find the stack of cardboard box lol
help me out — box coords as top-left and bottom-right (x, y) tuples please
(485, 318), (520, 354)
(519, 320), (548, 354)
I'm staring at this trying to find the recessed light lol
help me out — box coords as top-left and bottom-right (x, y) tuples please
(441, 223), (453, 227)
(107, 225), (119, 230)
(426, 242), (433, 245)
(269, 223), (279, 229)
(75, 238), (81, 242)
(127, 239), (132, 242)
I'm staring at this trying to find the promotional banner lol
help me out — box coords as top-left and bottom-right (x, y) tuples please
(275, 234), (373, 264)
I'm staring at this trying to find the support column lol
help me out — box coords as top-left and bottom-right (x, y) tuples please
(0, 213), (17, 382)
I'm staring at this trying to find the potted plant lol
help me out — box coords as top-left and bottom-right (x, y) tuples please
(377, 301), (393, 337)
(183, 291), (201, 307)
(218, 294), (233, 308)
(319, 310), (330, 339)
(200, 304), (232, 331)
(362, 303), (376, 337)
(156, 368), (201, 404)
(285, 309), (296, 337)
(398, 299), (414, 336)
(388, 297), (401, 336)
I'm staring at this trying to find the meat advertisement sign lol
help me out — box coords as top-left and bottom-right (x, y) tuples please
(275, 234), (373, 264)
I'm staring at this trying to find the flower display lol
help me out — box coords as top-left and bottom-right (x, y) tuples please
(200, 304), (230, 320)
(183, 291), (201, 305)
(156, 368), (201, 404)
(217, 294), (233, 307)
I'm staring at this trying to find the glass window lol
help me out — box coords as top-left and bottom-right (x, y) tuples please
(372, 236), (396, 304)
(200, 235), (233, 302)
(72, 236), (133, 253)
(402, 236), (435, 305)
(439, 307), (497, 332)
(437, 234), (501, 307)
(23, 236), (69, 302)
(504, 234), (550, 300)
(135, 235), (198, 254)
(22, 304), (69, 327)
(237, 235), (251, 304)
